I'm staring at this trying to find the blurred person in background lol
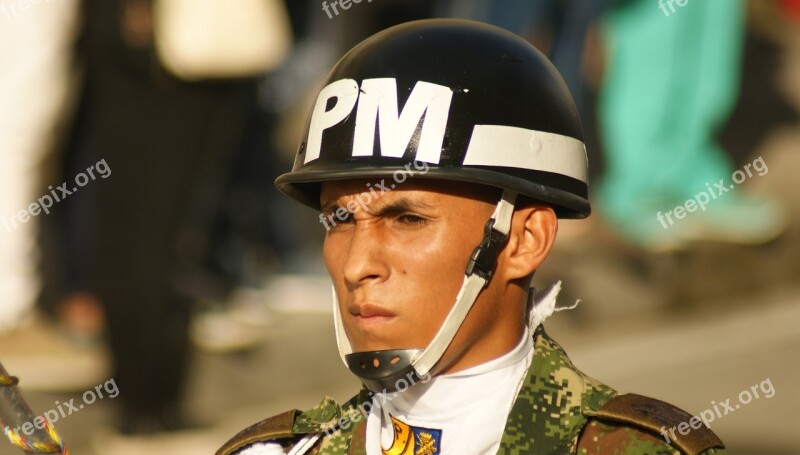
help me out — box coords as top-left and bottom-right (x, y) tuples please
(0, 0), (80, 331)
(596, 0), (785, 250)
(41, 1), (291, 452)
(0, 0), (100, 390)
(182, 0), (344, 354)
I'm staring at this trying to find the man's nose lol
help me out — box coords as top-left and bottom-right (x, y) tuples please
(342, 222), (389, 287)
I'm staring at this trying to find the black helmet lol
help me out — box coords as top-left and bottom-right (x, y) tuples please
(275, 18), (589, 218)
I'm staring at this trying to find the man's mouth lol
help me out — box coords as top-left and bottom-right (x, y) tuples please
(349, 303), (397, 329)
(350, 302), (396, 318)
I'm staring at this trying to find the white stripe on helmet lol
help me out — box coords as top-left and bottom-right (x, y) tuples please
(463, 124), (588, 183)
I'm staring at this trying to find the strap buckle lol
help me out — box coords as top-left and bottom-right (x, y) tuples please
(465, 219), (508, 281)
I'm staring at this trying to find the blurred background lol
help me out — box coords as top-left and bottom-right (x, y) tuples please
(0, 0), (798, 453)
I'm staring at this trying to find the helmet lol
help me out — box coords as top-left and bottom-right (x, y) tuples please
(275, 18), (589, 218)
(275, 19), (589, 392)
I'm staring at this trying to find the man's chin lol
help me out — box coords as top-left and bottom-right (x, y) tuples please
(350, 343), (398, 353)
(346, 326), (429, 353)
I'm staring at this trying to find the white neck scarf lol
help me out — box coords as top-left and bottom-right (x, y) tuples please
(362, 281), (574, 455)
(364, 325), (533, 455)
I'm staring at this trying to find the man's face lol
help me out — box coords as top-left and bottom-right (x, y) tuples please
(321, 179), (501, 368)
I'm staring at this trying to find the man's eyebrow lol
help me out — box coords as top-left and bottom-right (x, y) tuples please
(367, 197), (435, 216)
(320, 196), (435, 216)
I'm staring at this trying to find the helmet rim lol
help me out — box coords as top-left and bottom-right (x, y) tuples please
(275, 165), (589, 219)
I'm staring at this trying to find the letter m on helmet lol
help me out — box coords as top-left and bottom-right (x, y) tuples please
(304, 78), (453, 164)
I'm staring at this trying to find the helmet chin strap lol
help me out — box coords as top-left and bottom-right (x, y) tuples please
(334, 190), (518, 392)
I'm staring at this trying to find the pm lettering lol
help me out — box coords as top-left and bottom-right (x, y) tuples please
(304, 78), (453, 165)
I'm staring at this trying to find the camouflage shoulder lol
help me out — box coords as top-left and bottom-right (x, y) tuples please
(579, 393), (726, 455)
(216, 409), (300, 455)
(216, 395), (353, 455)
(304, 389), (372, 455)
(498, 327), (618, 453)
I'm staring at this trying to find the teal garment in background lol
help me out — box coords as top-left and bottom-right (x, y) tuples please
(597, 0), (745, 236)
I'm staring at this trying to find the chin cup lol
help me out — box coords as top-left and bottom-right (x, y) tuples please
(345, 349), (423, 393)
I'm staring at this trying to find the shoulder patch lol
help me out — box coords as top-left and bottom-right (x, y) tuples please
(594, 394), (724, 455)
(216, 409), (300, 455)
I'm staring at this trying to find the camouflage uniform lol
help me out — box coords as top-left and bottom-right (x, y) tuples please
(218, 326), (725, 455)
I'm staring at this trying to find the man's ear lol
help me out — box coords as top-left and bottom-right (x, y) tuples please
(500, 204), (557, 282)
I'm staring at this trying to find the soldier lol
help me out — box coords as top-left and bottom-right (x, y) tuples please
(218, 19), (726, 455)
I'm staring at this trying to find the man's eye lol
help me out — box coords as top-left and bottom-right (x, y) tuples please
(397, 214), (426, 225)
